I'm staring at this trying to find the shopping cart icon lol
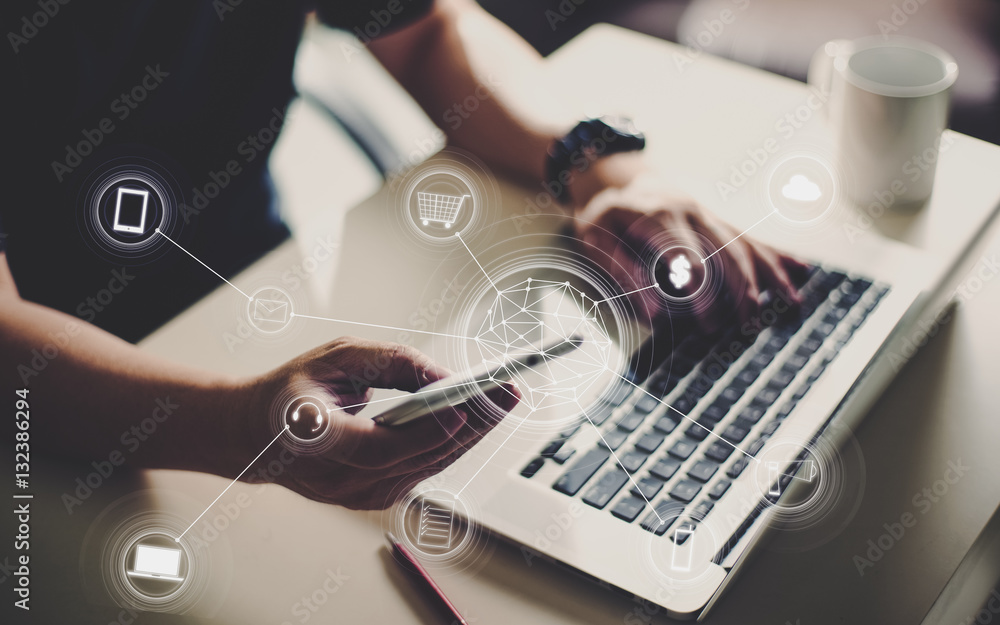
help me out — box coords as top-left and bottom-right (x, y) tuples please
(417, 192), (469, 229)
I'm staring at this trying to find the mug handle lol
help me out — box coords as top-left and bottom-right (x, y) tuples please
(807, 39), (851, 118)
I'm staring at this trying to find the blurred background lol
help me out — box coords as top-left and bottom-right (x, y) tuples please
(478, 0), (1000, 145)
(279, 0), (999, 234)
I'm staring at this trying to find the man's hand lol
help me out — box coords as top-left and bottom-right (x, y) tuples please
(242, 337), (518, 510)
(574, 173), (810, 334)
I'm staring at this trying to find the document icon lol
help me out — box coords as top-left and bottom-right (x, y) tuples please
(253, 298), (289, 324)
(417, 499), (455, 550)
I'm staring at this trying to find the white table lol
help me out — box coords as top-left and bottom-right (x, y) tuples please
(42, 25), (1000, 624)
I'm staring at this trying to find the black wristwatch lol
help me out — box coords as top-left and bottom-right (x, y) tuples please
(545, 115), (646, 204)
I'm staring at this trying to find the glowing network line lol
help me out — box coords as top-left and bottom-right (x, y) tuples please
(155, 228), (252, 300)
(700, 209), (778, 263)
(176, 425), (290, 542)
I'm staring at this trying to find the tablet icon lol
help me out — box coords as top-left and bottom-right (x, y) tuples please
(128, 544), (184, 583)
(417, 499), (455, 550)
(113, 187), (150, 234)
(253, 298), (290, 324)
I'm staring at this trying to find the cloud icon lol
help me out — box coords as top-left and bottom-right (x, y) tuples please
(781, 174), (822, 202)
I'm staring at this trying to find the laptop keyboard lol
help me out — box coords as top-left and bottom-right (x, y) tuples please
(520, 266), (888, 541)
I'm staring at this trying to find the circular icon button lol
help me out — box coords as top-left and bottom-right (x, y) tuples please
(247, 286), (294, 334)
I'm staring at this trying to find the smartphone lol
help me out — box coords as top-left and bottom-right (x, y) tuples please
(372, 335), (582, 427)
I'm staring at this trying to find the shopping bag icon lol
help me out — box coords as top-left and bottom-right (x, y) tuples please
(253, 298), (289, 323)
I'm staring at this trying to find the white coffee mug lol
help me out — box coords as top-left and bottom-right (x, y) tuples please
(808, 36), (958, 208)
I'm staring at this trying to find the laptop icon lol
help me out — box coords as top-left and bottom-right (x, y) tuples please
(127, 544), (184, 582)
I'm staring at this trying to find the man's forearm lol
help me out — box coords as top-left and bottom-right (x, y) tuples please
(370, 0), (646, 206)
(0, 261), (250, 477)
(369, 0), (567, 184)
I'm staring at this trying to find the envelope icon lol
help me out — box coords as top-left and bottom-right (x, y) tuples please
(253, 298), (289, 324)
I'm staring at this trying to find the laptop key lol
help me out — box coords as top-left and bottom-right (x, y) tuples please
(705, 441), (735, 463)
(582, 470), (629, 509)
(685, 424), (709, 442)
(631, 476), (665, 500)
(599, 428), (628, 451)
(649, 457), (682, 481)
(617, 412), (645, 432)
(540, 440), (564, 458)
(707, 479), (731, 499)
(727, 457), (748, 479)
(671, 522), (696, 544)
(669, 439), (698, 460)
(669, 479), (702, 503)
(636, 431), (666, 453)
(688, 460), (719, 483)
(692, 500), (715, 521)
(652, 416), (677, 434)
(588, 401), (615, 426)
(611, 495), (647, 522)
(770, 368), (796, 388)
(738, 405), (766, 424)
(552, 447), (576, 464)
(553, 447), (610, 496)
(633, 394), (660, 414)
(521, 457), (545, 478)
(640, 500), (685, 535)
(619, 450), (649, 473)
(719, 386), (745, 404)
(671, 394), (696, 414)
(722, 423), (750, 443)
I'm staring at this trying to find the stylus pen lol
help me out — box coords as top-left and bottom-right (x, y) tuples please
(387, 532), (468, 625)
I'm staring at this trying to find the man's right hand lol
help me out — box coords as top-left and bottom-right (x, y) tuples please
(239, 337), (519, 510)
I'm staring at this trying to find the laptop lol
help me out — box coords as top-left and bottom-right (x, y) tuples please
(439, 231), (944, 619)
(127, 544), (185, 583)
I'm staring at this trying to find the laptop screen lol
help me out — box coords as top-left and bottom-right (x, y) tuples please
(133, 545), (181, 576)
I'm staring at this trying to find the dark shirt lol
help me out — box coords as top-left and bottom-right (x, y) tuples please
(3, 0), (432, 342)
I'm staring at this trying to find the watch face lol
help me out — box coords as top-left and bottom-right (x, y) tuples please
(599, 115), (642, 139)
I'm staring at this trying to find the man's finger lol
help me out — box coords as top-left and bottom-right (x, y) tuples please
(328, 406), (467, 469)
